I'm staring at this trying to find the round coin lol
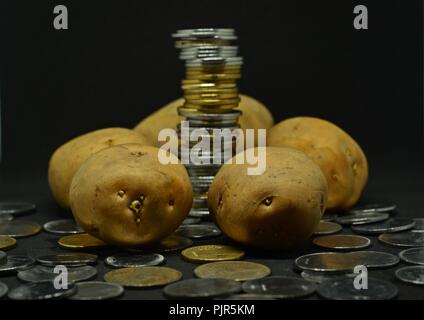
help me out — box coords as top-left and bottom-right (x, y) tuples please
(222, 294), (276, 300)
(58, 233), (107, 250)
(69, 281), (124, 300)
(0, 281), (8, 298)
(104, 267), (182, 288)
(313, 234), (371, 250)
(105, 253), (165, 268)
(294, 252), (356, 272)
(301, 270), (356, 284)
(413, 218), (424, 231)
(0, 220), (41, 238)
(182, 245), (245, 263)
(8, 281), (77, 300)
(0, 213), (13, 223)
(349, 203), (397, 214)
(18, 265), (97, 283)
(0, 250), (6, 265)
(194, 261), (271, 281)
(379, 232), (424, 247)
(0, 202), (36, 215)
(399, 247), (424, 265)
(130, 234), (193, 253)
(336, 212), (389, 225)
(0, 255), (35, 274)
(395, 266), (424, 285)
(164, 278), (241, 299)
(347, 251), (400, 268)
(36, 253), (98, 266)
(0, 236), (16, 250)
(176, 225), (221, 239)
(321, 212), (338, 222)
(351, 218), (415, 235)
(182, 217), (201, 225)
(313, 221), (342, 235)
(43, 219), (84, 235)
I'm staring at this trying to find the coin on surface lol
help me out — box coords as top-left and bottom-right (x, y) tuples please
(131, 234), (193, 253)
(399, 247), (424, 265)
(18, 265), (97, 283)
(413, 218), (424, 231)
(8, 281), (77, 300)
(36, 253), (98, 267)
(313, 221), (342, 235)
(104, 266), (182, 288)
(351, 218), (415, 235)
(0, 250), (6, 265)
(395, 266), (424, 285)
(222, 294), (277, 300)
(0, 255), (35, 274)
(0, 281), (8, 298)
(295, 252), (356, 272)
(69, 281), (124, 300)
(182, 217), (201, 225)
(43, 219), (84, 235)
(317, 277), (398, 300)
(349, 203), (397, 214)
(336, 212), (389, 225)
(0, 202), (36, 215)
(321, 212), (338, 222)
(182, 245), (245, 263)
(0, 220), (41, 238)
(242, 276), (317, 299)
(105, 253), (165, 268)
(58, 233), (107, 250)
(0, 235), (16, 250)
(194, 261), (271, 281)
(164, 278), (241, 299)
(348, 251), (400, 268)
(176, 224), (221, 239)
(0, 214), (13, 223)
(301, 270), (356, 284)
(313, 234), (371, 250)
(379, 231), (424, 247)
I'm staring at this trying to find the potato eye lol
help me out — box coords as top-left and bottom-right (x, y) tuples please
(168, 199), (175, 206)
(263, 197), (272, 206)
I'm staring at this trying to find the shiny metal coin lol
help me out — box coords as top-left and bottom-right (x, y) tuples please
(301, 270), (356, 284)
(182, 217), (201, 225)
(0, 250), (6, 265)
(399, 247), (424, 265)
(0, 281), (8, 298)
(0, 213), (13, 223)
(351, 218), (415, 235)
(194, 261), (271, 281)
(413, 218), (424, 231)
(313, 221), (342, 235)
(43, 219), (84, 235)
(313, 234), (371, 250)
(176, 224), (221, 239)
(0, 220), (41, 238)
(348, 251), (400, 268)
(189, 208), (210, 217)
(317, 277), (398, 300)
(105, 267), (182, 288)
(222, 294), (276, 300)
(295, 252), (355, 272)
(379, 231), (424, 247)
(0, 202), (36, 215)
(36, 253), (98, 266)
(349, 203), (397, 214)
(8, 281), (77, 300)
(18, 265), (97, 283)
(69, 281), (124, 300)
(0, 255), (35, 274)
(105, 253), (165, 268)
(0, 235), (16, 250)
(242, 276), (317, 299)
(164, 278), (241, 299)
(395, 266), (424, 285)
(336, 212), (389, 225)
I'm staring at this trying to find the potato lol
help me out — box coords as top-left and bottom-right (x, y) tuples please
(48, 128), (150, 209)
(267, 117), (368, 211)
(69, 144), (193, 247)
(208, 147), (328, 250)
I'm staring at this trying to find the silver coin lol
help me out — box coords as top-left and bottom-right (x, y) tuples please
(399, 247), (424, 265)
(301, 270), (356, 284)
(0, 255), (35, 274)
(189, 208), (210, 217)
(379, 231), (424, 247)
(176, 225), (221, 239)
(105, 253), (165, 268)
(321, 212), (338, 222)
(242, 276), (317, 299)
(317, 277), (398, 300)
(69, 281), (124, 300)
(336, 212), (389, 225)
(36, 253), (98, 266)
(164, 278), (241, 299)
(348, 251), (400, 268)
(0, 220), (41, 238)
(0, 213), (13, 223)
(43, 219), (84, 235)
(313, 221), (342, 235)
(0, 281), (8, 298)
(395, 266), (424, 285)
(295, 252), (354, 272)
(313, 234), (371, 250)
(18, 265), (97, 283)
(0, 202), (36, 215)
(222, 294), (277, 300)
(0, 250), (6, 265)
(351, 218), (415, 235)
(349, 203), (397, 214)
(182, 217), (201, 225)
(413, 218), (424, 231)
(8, 281), (77, 300)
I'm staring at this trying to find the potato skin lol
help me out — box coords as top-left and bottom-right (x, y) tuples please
(267, 117), (368, 211)
(48, 128), (150, 209)
(208, 147), (328, 250)
(69, 144), (193, 247)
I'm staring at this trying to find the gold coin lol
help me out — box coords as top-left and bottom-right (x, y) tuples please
(186, 65), (241, 72)
(185, 93), (239, 100)
(58, 233), (107, 249)
(313, 234), (371, 250)
(182, 82), (237, 90)
(186, 73), (241, 81)
(0, 235), (17, 250)
(141, 234), (193, 252)
(104, 266), (182, 288)
(194, 261), (271, 281)
(313, 221), (342, 235)
(181, 245), (245, 263)
(185, 98), (240, 106)
(183, 87), (238, 95)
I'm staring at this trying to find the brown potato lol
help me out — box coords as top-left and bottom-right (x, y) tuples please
(267, 117), (368, 211)
(208, 147), (328, 250)
(48, 128), (150, 209)
(69, 144), (193, 247)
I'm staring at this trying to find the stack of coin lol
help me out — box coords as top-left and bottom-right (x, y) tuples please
(172, 28), (243, 217)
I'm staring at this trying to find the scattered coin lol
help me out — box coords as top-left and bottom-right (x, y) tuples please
(104, 266), (182, 288)
(36, 253), (98, 267)
(295, 252), (355, 272)
(242, 276), (317, 299)
(399, 247), (424, 265)
(164, 278), (241, 299)
(301, 270), (356, 284)
(348, 251), (400, 268)
(351, 218), (415, 235)
(0, 220), (41, 238)
(317, 277), (398, 300)
(0, 281), (8, 298)
(0, 236), (16, 250)
(43, 219), (84, 235)
(130, 234), (193, 253)
(0, 255), (35, 274)
(320, 212), (338, 222)
(336, 212), (389, 225)
(18, 265), (97, 283)
(313, 234), (371, 250)
(182, 217), (201, 225)
(413, 218), (424, 231)
(58, 233), (107, 250)
(176, 224), (221, 239)
(0, 202), (36, 215)
(69, 281), (124, 300)
(8, 281), (77, 300)
(0, 214), (13, 223)
(222, 294), (276, 300)
(349, 203), (397, 214)
(313, 221), (342, 235)
(105, 253), (165, 268)
(194, 261), (271, 281)
(379, 232), (424, 247)
(182, 245), (245, 263)
(0, 250), (6, 265)
(395, 266), (424, 285)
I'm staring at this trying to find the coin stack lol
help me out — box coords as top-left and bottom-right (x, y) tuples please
(172, 28), (243, 217)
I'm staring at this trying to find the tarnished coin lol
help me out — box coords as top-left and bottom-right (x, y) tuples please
(301, 270), (356, 284)
(242, 276), (317, 299)
(0, 220), (41, 238)
(0, 236), (16, 250)
(104, 267), (182, 288)
(395, 266), (424, 285)
(379, 231), (424, 247)
(399, 247), (424, 265)
(320, 213), (338, 222)
(0, 214), (13, 223)
(18, 265), (97, 283)
(0, 250), (6, 265)
(194, 261), (271, 281)
(413, 218), (424, 231)
(8, 281), (77, 300)
(313, 221), (342, 235)
(182, 217), (201, 225)
(318, 277), (398, 300)
(58, 233), (107, 250)
(182, 245), (245, 263)
(313, 234), (371, 250)
(0, 202), (36, 215)
(349, 203), (397, 214)
(222, 294), (276, 300)
(131, 234), (193, 253)
(69, 281), (124, 300)
(0, 281), (8, 298)
(36, 253), (98, 266)
(295, 252), (356, 272)
(176, 225), (221, 239)
(336, 212), (389, 225)
(164, 278), (241, 299)
(348, 251), (400, 268)
(351, 218), (415, 235)
(0, 255), (35, 274)
(105, 253), (165, 268)
(43, 219), (84, 235)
